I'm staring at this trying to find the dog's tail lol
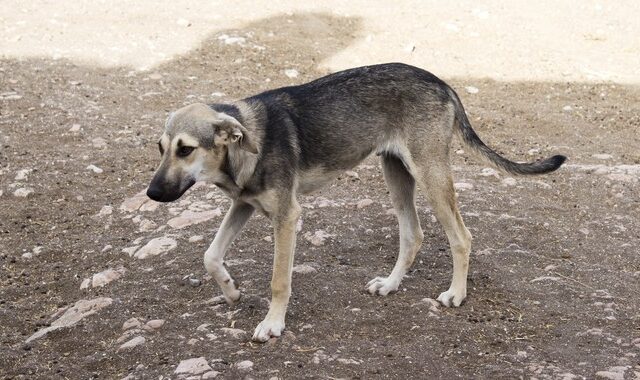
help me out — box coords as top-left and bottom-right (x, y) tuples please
(448, 88), (566, 175)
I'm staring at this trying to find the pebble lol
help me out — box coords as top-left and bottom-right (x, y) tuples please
(118, 336), (145, 351)
(92, 138), (107, 149)
(202, 371), (221, 379)
(595, 367), (627, 380)
(562, 105), (573, 112)
(96, 205), (113, 217)
(168, 209), (222, 229)
(454, 182), (474, 190)
(13, 188), (34, 197)
(133, 236), (177, 259)
(123, 317), (143, 330)
(175, 357), (212, 376)
(292, 264), (317, 274)
(90, 267), (126, 288)
(530, 276), (561, 283)
(187, 338), (199, 345)
(86, 164), (103, 174)
(502, 177), (517, 186)
(145, 319), (165, 330)
(218, 34), (246, 45)
(0, 91), (22, 100)
(356, 198), (374, 209)
(176, 18), (191, 27)
(465, 86), (479, 94)
(304, 230), (334, 246)
(592, 153), (613, 160)
(138, 219), (157, 232)
(219, 327), (247, 339)
(15, 169), (32, 181)
(69, 124), (81, 132)
(479, 168), (499, 177)
(26, 297), (113, 343)
(235, 360), (254, 371)
(188, 235), (204, 243)
(120, 189), (157, 212)
(284, 69), (299, 78)
(345, 170), (359, 179)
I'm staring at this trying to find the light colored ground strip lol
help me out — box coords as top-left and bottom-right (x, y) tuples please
(1, 1), (639, 83)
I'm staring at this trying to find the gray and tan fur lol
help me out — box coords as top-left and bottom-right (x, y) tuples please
(147, 63), (566, 342)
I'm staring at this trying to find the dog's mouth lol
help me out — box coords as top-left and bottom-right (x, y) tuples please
(146, 178), (196, 202)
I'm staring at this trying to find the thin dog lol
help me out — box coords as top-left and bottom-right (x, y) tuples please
(146, 63), (566, 342)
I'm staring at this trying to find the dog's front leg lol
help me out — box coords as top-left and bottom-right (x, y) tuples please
(204, 201), (254, 304)
(252, 199), (301, 342)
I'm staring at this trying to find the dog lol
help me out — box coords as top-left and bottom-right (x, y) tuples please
(146, 63), (566, 342)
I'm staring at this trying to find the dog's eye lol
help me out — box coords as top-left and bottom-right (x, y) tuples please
(176, 146), (195, 157)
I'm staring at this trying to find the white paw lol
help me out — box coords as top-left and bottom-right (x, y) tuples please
(222, 287), (241, 305)
(252, 317), (285, 342)
(436, 288), (466, 307)
(366, 276), (400, 296)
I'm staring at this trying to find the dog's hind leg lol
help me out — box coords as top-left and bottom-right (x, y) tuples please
(367, 154), (424, 296)
(203, 201), (255, 304)
(417, 165), (472, 307)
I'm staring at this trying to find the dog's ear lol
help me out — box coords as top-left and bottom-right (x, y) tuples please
(212, 114), (259, 154)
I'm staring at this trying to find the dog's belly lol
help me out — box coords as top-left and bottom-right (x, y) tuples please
(298, 167), (342, 194)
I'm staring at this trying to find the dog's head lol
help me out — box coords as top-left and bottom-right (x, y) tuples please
(146, 103), (258, 202)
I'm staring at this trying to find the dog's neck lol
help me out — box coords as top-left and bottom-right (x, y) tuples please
(215, 100), (264, 199)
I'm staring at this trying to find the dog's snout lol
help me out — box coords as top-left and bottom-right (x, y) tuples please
(146, 184), (164, 202)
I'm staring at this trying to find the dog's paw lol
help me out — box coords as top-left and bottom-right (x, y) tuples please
(223, 288), (241, 305)
(366, 276), (399, 296)
(252, 317), (285, 342)
(436, 288), (466, 307)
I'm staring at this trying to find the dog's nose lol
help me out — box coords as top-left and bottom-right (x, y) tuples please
(146, 185), (164, 201)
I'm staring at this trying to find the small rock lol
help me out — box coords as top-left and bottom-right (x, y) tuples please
(219, 327), (247, 339)
(188, 235), (204, 243)
(187, 338), (199, 345)
(465, 86), (479, 94)
(544, 264), (557, 271)
(235, 360), (253, 371)
(168, 209), (222, 229)
(502, 177), (517, 186)
(479, 168), (499, 177)
(92, 138), (107, 149)
(304, 230), (334, 246)
(26, 298), (113, 343)
(530, 276), (561, 283)
(562, 105), (573, 112)
(0, 91), (22, 100)
(356, 198), (374, 209)
(133, 237), (177, 259)
(595, 369), (626, 380)
(345, 170), (359, 179)
(86, 164), (103, 174)
(284, 69), (299, 78)
(145, 319), (165, 330)
(69, 124), (81, 132)
(211, 92), (225, 97)
(421, 298), (440, 313)
(202, 371), (221, 379)
(217, 34), (246, 45)
(337, 358), (361, 365)
(123, 317), (143, 330)
(148, 73), (162, 80)
(176, 18), (191, 27)
(15, 169), (32, 181)
(175, 357), (212, 375)
(138, 219), (157, 232)
(593, 153), (613, 160)
(13, 188), (34, 197)
(92, 267), (125, 287)
(96, 205), (113, 217)
(292, 264), (317, 274)
(118, 336), (146, 351)
(454, 182), (474, 190)
(80, 278), (91, 289)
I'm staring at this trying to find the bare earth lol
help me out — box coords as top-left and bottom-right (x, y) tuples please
(1, 4), (639, 380)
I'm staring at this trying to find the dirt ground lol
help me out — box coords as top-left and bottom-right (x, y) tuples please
(1, 9), (639, 380)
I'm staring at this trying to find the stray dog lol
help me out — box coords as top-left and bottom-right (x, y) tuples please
(147, 63), (566, 342)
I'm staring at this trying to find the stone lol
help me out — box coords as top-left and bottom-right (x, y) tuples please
(175, 357), (212, 376)
(593, 153), (613, 160)
(13, 188), (34, 197)
(133, 237), (177, 259)
(15, 169), (32, 181)
(563, 105), (573, 112)
(138, 219), (157, 232)
(235, 360), (254, 371)
(530, 276), (561, 283)
(202, 371), (220, 379)
(167, 209), (222, 229)
(92, 138), (107, 148)
(92, 267), (125, 287)
(96, 205), (113, 217)
(123, 317), (143, 330)
(217, 34), (246, 45)
(69, 124), (81, 132)
(86, 164), (103, 174)
(284, 69), (299, 78)
(188, 235), (204, 243)
(145, 319), (165, 329)
(118, 336), (145, 351)
(292, 264), (317, 274)
(26, 297), (113, 343)
(454, 182), (474, 190)
(465, 86), (479, 94)
(502, 177), (517, 186)
(345, 170), (359, 179)
(304, 230), (334, 246)
(479, 168), (499, 177)
(356, 198), (374, 209)
(120, 189), (157, 212)
(219, 327), (247, 339)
